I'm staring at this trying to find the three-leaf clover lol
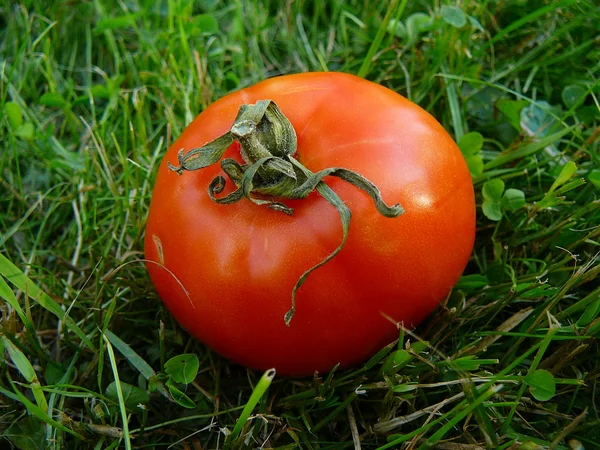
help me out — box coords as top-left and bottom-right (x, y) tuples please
(482, 179), (525, 221)
(458, 131), (484, 177)
(524, 369), (556, 402)
(148, 353), (200, 409)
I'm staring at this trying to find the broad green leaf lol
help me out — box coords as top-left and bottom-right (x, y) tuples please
(393, 383), (417, 393)
(410, 341), (429, 353)
(388, 18), (407, 39)
(94, 14), (139, 33)
(147, 375), (162, 392)
(577, 296), (600, 327)
(105, 381), (149, 410)
(45, 361), (69, 386)
(482, 179), (505, 201)
(91, 84), (110, 99)
(517, 283), (558, 299)
(5, 101), (23, 129)
(164, 354), (199, 384)
(189, 14), (219, 34)
(224, 72), (241, 90)
(482, 200), (502, 221)
(391, 350), (412, 368)
(561, 85), (587, 109)
(386, 349), (413, 373)
(468, 15), (485, 31)
(549, 161), (577, 193)
(496, 99), (528, 132)
(15, 123), (35, 139)
(176, 0), (194, 14)
(107, 75), (124, 95)
(456, 274), (489, 290)
(465, 155), (484, 177)
(589, 170), (600, 190)
(166, 379), (196, 409)
(39, 92), (67, 108)
(72, 95), (90, 106)
(450, 356), (498, 371)
(386, 18), (407, 40)
(578, 104), (600, 125)
(524, 369), (556, 401)
(502, 188), (526, 211)
(104, 330), (155, 380)
(4, 416), (46, 450)
(588, 318), (600, 337)
(520, 101), (561, 139)
(441, 6), (467, 28)
(406, 13), (432, 41)
(451, 356), (483, 371)
(465, 86), (503, 124)
(458, 131), (484, 156)
(140, 375), (171, 401)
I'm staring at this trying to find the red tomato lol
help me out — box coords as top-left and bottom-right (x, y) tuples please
(145, 72), (475, 376)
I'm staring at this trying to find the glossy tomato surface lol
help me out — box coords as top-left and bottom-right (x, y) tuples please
(145, 72), (475, 376)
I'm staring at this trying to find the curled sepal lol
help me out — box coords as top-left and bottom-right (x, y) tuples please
(284, 181), (351, 326)
(168, 133), (235, 174)
(209, 157), (295, 214)
(208, 176), (244, 204)
(239, 157), (295, 212)
(282, 157), (404, 326)
(288, 157), (405, 217)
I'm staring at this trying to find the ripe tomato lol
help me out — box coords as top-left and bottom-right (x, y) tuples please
(145, 72), (475, 376)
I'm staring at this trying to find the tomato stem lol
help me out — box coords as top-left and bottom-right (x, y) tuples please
(168, 100), (405, 326)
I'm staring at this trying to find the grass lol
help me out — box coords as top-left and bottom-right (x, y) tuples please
(1, 0), (599, 448)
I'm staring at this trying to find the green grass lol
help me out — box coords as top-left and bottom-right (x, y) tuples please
(1, 0), (599, 448)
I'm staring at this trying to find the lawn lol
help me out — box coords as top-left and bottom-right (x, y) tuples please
(1, 0), (599, 449)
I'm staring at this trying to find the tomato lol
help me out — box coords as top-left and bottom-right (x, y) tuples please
(145, 72), (475, 377)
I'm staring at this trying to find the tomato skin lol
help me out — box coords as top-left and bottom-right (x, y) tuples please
(145, 72), (475, 376)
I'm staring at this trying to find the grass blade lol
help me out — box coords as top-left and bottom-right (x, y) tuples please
(0, 253), (94, 350)
(5, 374), (84, 439)
(2, 336), (48, 411)
(484, 126), (576, 170)
(103, 334), (133, 450)
(104, 330), (155, 380)
(441, 63), (464, 141)
(228, 368), (276, 443)
(0, 275), (34, 330)
(358, 0), (407, 78)
(417, 385), (503, 449)
(477, 0), (579, 53)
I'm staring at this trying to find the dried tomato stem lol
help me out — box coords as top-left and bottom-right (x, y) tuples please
(168, 100), (404, 326)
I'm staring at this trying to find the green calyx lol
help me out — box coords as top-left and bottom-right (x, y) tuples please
(169, 100), (404, 326)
